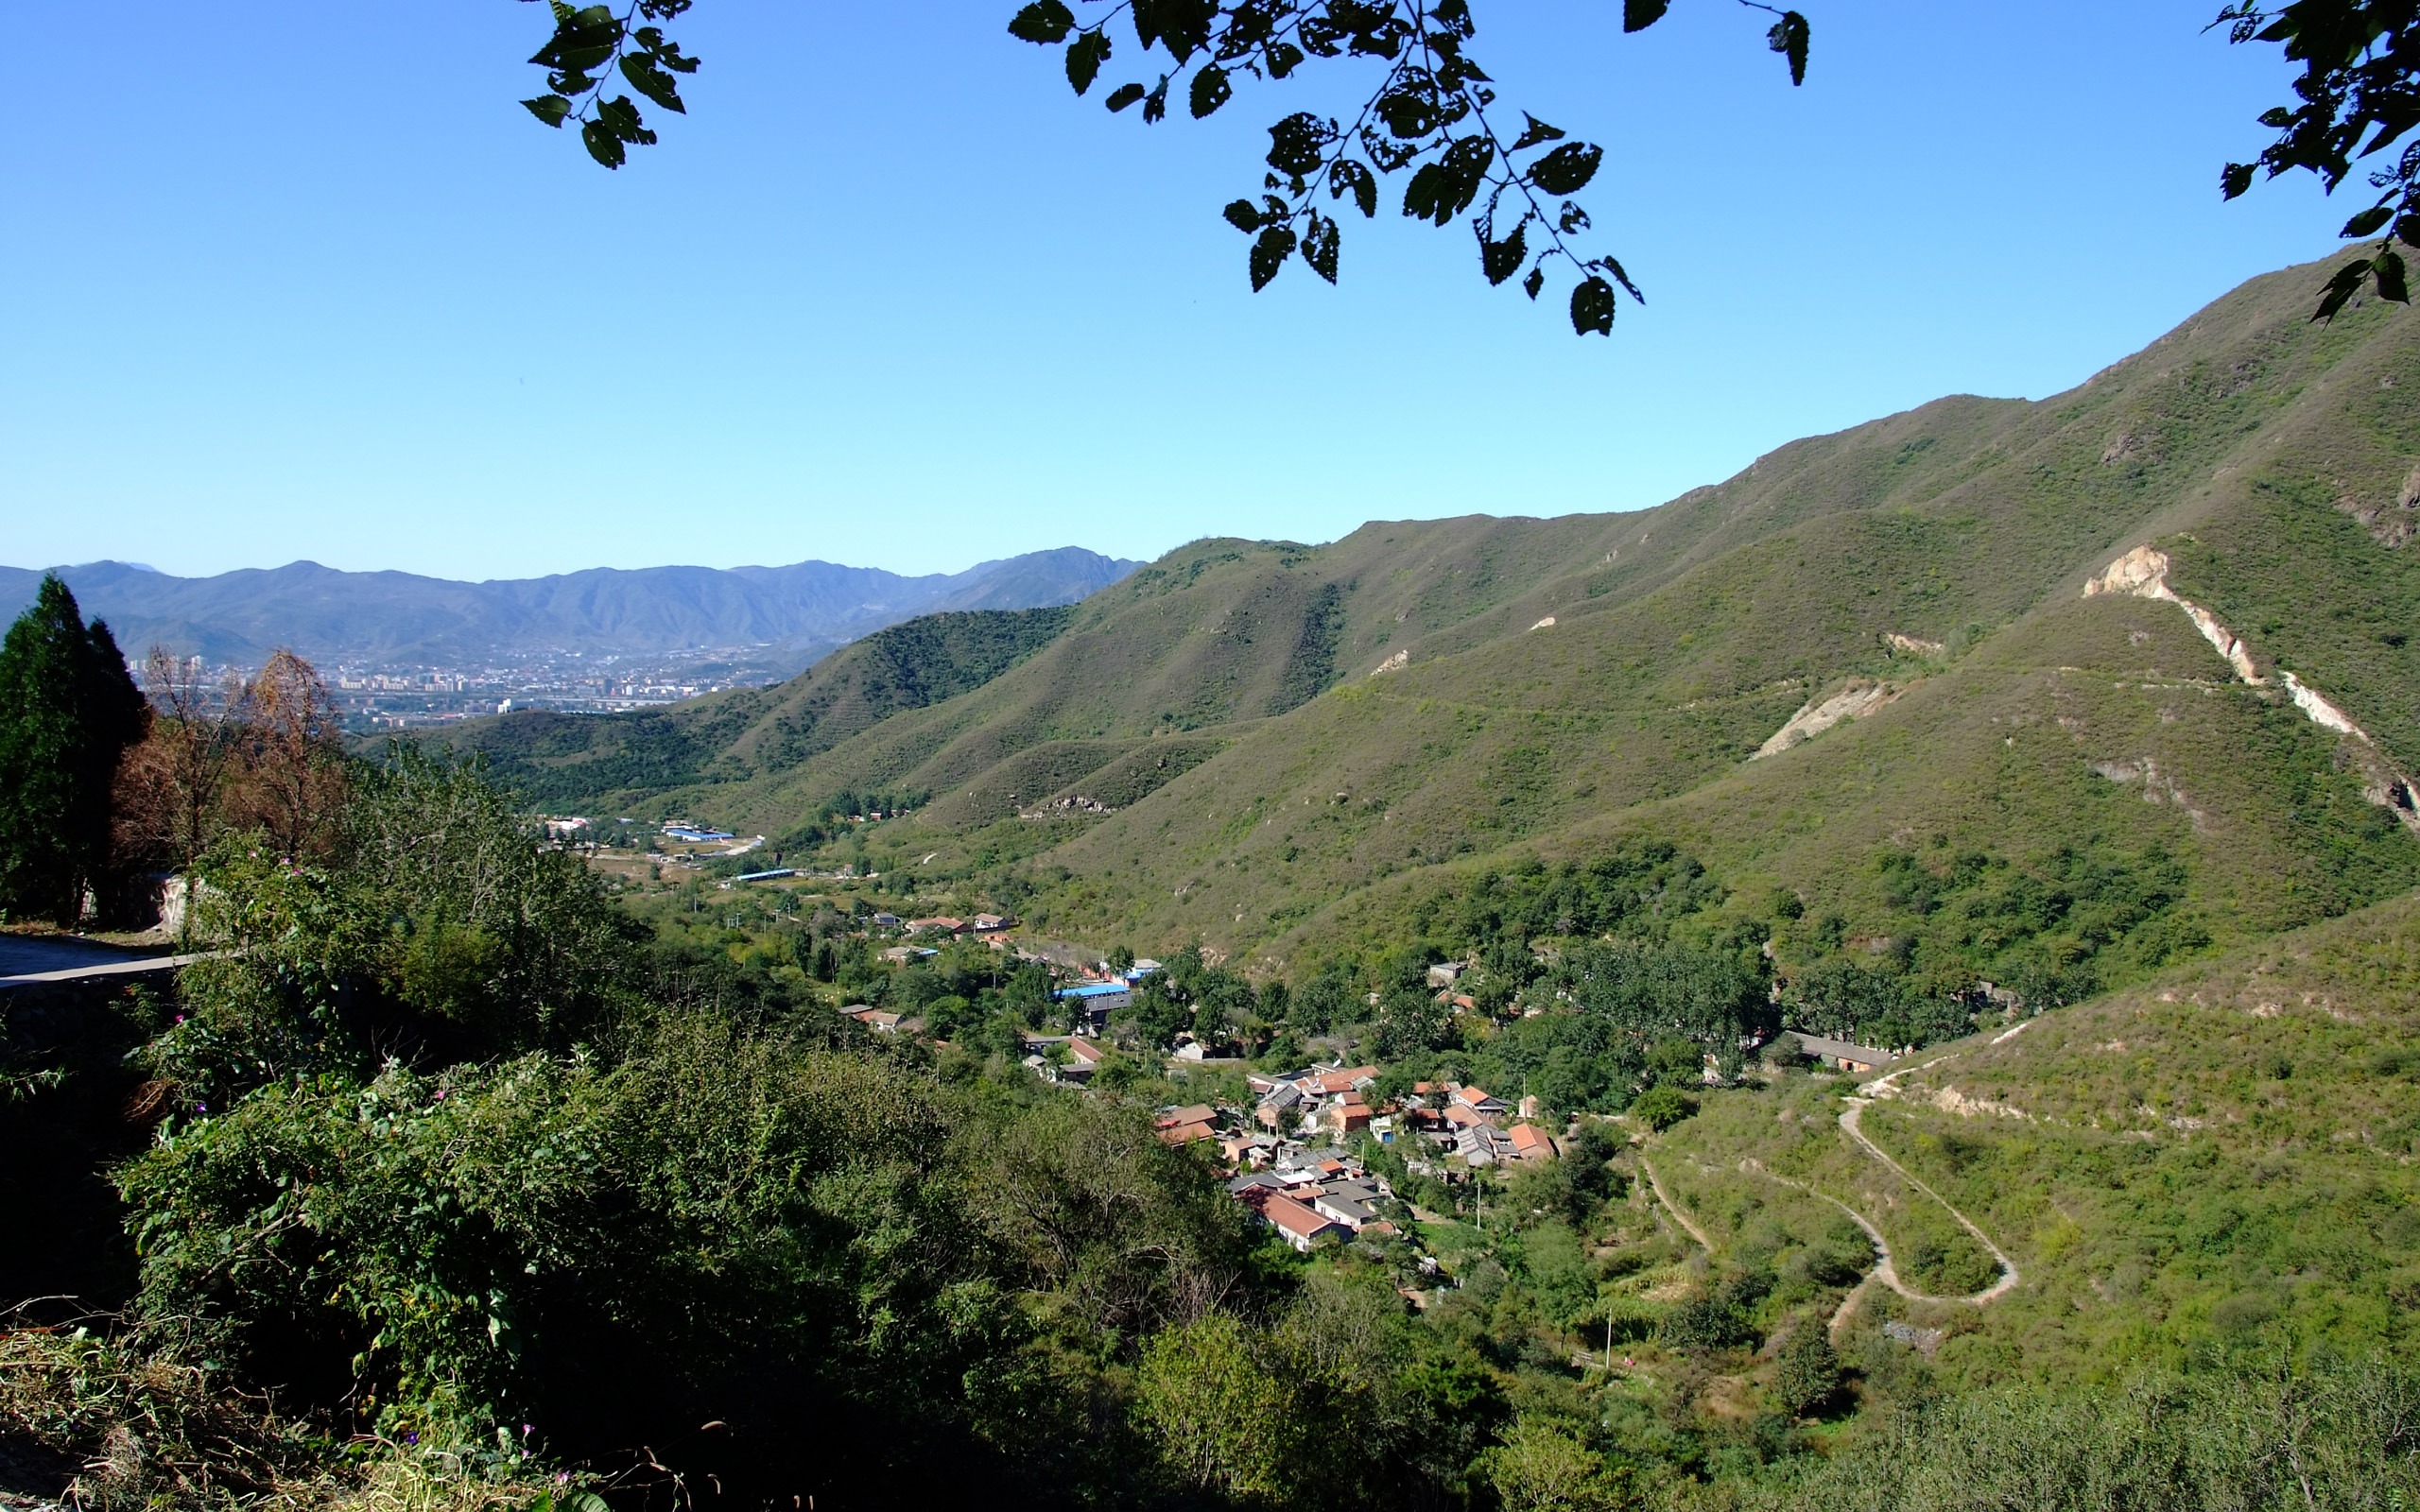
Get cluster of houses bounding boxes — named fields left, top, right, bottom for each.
left=1101, top=1061, right=1570, bottom=1254
left=1246, top=1065, right=1560, bottom=1169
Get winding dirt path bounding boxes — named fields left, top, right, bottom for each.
left=1639, top=1053, right=2021, bottom=1334
left=1838, top=1097, right=2020, bottom=1303
left=1635, top=1155, right=1713, bottom=1253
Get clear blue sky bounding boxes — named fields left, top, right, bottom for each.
left=0, top=2, right=2348, bottom=581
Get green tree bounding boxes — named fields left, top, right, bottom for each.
left=0, top=575, right=146, bottom=925
left=1772, top=1324, right=1841, bottom=1417
left=1132, top=1313, right=1305, bottom=1502
left=1482, top=1415, right=1627, bottom=1512
left=1629, top=1083, right=1697, bottom=1131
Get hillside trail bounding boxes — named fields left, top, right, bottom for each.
left=1635, top=1154, right=1714, bottom=1254
left=1835, top=1096, right=2021, bottom=1304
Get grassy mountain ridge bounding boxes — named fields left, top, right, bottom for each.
left=453, top=250, right=2417, bottom=987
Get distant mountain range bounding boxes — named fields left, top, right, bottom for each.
left=0, top=549, right=1142, bottom=669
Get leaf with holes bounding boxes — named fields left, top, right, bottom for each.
left=620, top=54, right=685, bottom=113
left=1767, top=11, right=1810, bottom=85
left=1008, top=0, right=1075, bottom=43
left=2221, top=162, right=2256, bottom=199
left=1302, top=214, right=1340, bottom=284
left=1330, top=159, right=1377, bottom=217
left=1267, top=41, right=1305, bottom=78
left=1251, top=225, right=1298, bottom=290
left=532, top=7, right=620, bottom=74
left=1528, top=142, right=1602, bottom=196
left=1479, top=220, right=1528, bottom=285
left=1190, top=64, right=1232, bottom=119
left=580, top=118, right=626, bottom=168
left=1142, top=77, right=1170, bottom=123
left=1267, top=112, right=1331, bottom=177
left=1570, top=275, right=1616, bottom=335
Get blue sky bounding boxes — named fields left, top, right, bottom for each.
left=0, top=2, right=2349, bottom=580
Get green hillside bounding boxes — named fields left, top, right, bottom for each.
left=1648, top=887, right=2420, bottom=1385
left=452, top=250, right=2417, bottom=990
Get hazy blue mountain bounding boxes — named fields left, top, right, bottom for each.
left=0, top=549, right=1140, bottom=667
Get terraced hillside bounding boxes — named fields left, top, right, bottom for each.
left=452, top=249, right=2419, bottom=981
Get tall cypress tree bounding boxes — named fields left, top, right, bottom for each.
left=0, top=575, right=147, bottom=925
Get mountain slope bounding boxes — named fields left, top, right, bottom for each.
left=459, top=250, right=2417, bottom=987
left=0, top=549, right=1140, bottom=667
left=1654, top=887, right=2420, bottom=1378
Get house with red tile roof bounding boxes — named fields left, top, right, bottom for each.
left=1258, top=1193, right=1346, bottom=1251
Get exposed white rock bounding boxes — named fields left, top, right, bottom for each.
left=1752, top=679, right=1905, bottom=760
left=1369, top=648, right=1409, bottom=675
left=1528, top=615, right=1557, bottom=631
left=2085, top=543, right=2418, bottom=833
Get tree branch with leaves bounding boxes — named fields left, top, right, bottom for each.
left=2218, top=0, right=2420, bottom=318
left=1003, top=0, right=1807, bottom=335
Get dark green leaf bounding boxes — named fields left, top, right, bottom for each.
left=1523, top=266, right=1545, bottom=301
left=1106, top=82, right=1148, bottom=112
left=1190, top=64, right=1232, bottom=119
left=1767, top=11, right=1810, bottom=86
left=1142, top=77, right=1170, bottom=123
left=1329, top=159, right=1377, bottom=218
left=1570, top=275, right=1616, bottom=335
left=2342, top=204, right=2394, bottom=237
left=522, top=94, right=575, bottom=129
left=1528, top=142, right=1603, bottom=196
left=1511, top=113, right=1564, bottom=152
left=1007, top=1, right=1076, bottom=43
left=1066, top=30, right=1111, bottom=94
left=1479, top=220, right=1528, bottom=285
left=1223, top=198, right=1263, bottom=232
left=1302, top=214, right=1340, bottom=284
left=2221, top=162, right=2256, bottom=199
left=594, top=94, right=655, bottom=145
left=1266, top=42, right=1305, bottom=78
left=1250, top=225, right=1297, bottom=291
left=2377, top=249, right=2411, bottom=303
left=579, top=118, right=627, bottom=168
left=1267, top=112, right=1331, bottom=177
left=2312, top=258, right=2369, bottom=321
left=531, top=7, right=620, bottom=73
left=1623, top=0, right=1671, bottom=32
left=2397, top=212, right=2420, bottom=249
left=619, top=55, right=685, bottom=113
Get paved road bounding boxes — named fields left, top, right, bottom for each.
left=0, top=935, right=160, bottom=977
